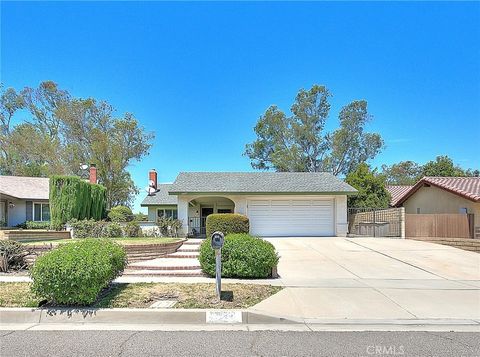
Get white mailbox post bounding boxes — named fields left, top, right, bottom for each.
left=210, top=231, right=225, bottom=300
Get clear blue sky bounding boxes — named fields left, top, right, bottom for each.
left=1, top=1, right=479, bottom=212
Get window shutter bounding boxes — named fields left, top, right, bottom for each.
left=26, top=201, right=33, bottom=221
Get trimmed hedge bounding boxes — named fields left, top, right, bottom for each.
left=199, top=233, right=279, bottom=278
left=25, top=221, right=51, bottom=230
left=49, top=176, right=106, bottom=230
left=124, top=221, right=141, bottom=237
left=30, top=239, right=126, bottom=305
left=68, top=219, right=141, bottom=238
left=205, top=213, right=249, bottom=238
left=102, top=222, right=123, bottom=238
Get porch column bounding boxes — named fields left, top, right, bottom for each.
left=177, top=196, right=189, bottom=238
left=335, top=195, right=348, bottom=237
left=231, top=197, right=247, bottom=215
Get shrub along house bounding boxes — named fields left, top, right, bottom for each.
left=141, top=169, right=357, bottom=237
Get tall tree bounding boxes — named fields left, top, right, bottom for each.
left=0, top=87, right=25, bottom=174
left=0, top=81, right=154, bottom=207
left=245, top=85, right=384, bottom=175
left=327, top=100, right=383, bottom=175
left=381, top=161, right=423, bottom=185
left=345, top=163, right=390, bottom=208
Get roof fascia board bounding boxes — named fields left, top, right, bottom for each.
left=168, top=191, right=357, bottom=196
left=396, top=179, right=479, bottom=206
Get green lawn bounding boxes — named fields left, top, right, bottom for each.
left=20, top=237, right=181, bottom=246
left=0, top=282, right=282, bottom=309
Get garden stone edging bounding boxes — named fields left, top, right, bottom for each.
left=0, top=307, right=298, bottom=325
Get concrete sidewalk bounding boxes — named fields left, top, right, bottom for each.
left=249, top=238, right=480, bottom=321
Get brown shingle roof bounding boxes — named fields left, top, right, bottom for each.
left=0, top=175, right=49, bottom=200
left=396, top=176, right=480, bottom=205
left=386, top=185, right=413, bottom=206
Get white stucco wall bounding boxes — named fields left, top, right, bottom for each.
left=175, top=194, right=349, bottom=237
left=334, top=195, right=348, bottom=237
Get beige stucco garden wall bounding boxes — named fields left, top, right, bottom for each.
left=402, top=185, right=480, bottom=235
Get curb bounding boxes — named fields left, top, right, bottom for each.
left=0, top=308, right=298, bottom=325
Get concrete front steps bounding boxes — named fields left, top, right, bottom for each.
left=123, top=239, right=206, bottom=277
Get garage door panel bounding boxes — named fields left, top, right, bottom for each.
left=248, top=198, right=335, bottom=237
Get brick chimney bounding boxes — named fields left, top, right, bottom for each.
left=149, top=169, right=157, bottom=190
left=89, top=164, right=97, bottom=184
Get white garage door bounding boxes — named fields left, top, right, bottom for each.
left=247, top=198, right=335, bottom=237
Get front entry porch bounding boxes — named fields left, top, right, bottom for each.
left=185, top=196, right=235, bottom=238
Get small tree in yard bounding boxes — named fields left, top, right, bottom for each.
left=346, top=163, right=390, bottom=208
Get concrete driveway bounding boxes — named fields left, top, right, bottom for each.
left=251, top=238, right=480, bottom=322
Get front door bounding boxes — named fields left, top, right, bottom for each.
left=200, top=207, right=214, bottom=235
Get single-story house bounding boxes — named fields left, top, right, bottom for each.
left=141, top=170, right=357, bottom=237
left=386, top=185, right=413, bottom=207
left=0, top=176, right=50, bottom=227
left=389, top=177, right=480, bottom=238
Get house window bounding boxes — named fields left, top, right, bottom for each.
left=157, top=209, right=178, bottom=219
left=459, top=208, right=468, bottom=214
left=33, top=203, right=50, bottom=222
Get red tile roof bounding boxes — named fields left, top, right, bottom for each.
left=395, top=176, right=480, bottom=205
left=386, top=185, right=413, bottom=206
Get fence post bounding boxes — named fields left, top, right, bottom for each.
left=400, top=207, right=405, bottom=239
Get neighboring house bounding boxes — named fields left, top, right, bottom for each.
left=391, top=177, right=480, bottom=238
left=386, top=185, right=413, bottom=207
left=141, top=170, right=357, bottom=237
left=0, top=176, right=50, bottom=227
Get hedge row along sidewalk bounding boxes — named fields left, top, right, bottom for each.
left=20, top=237, right=181, bottom=246
left=0, top=282, right=282, bottom=309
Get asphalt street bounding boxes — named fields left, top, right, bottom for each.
left=1, top=330, right=479, bottom=357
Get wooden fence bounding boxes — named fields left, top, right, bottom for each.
left=405, top=214, right=474, bottom=238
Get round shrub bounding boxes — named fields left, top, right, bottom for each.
left=108, top=205, right=133, bottom=222
left=205, top=213, right=249, bottom=238
left=30, top=239, right=127, bottom=305
left=199, top=233, right=279, bottom=278
left=102, top=222, right=123, bottom=238
left=124, top=221, right=141, bottom=237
